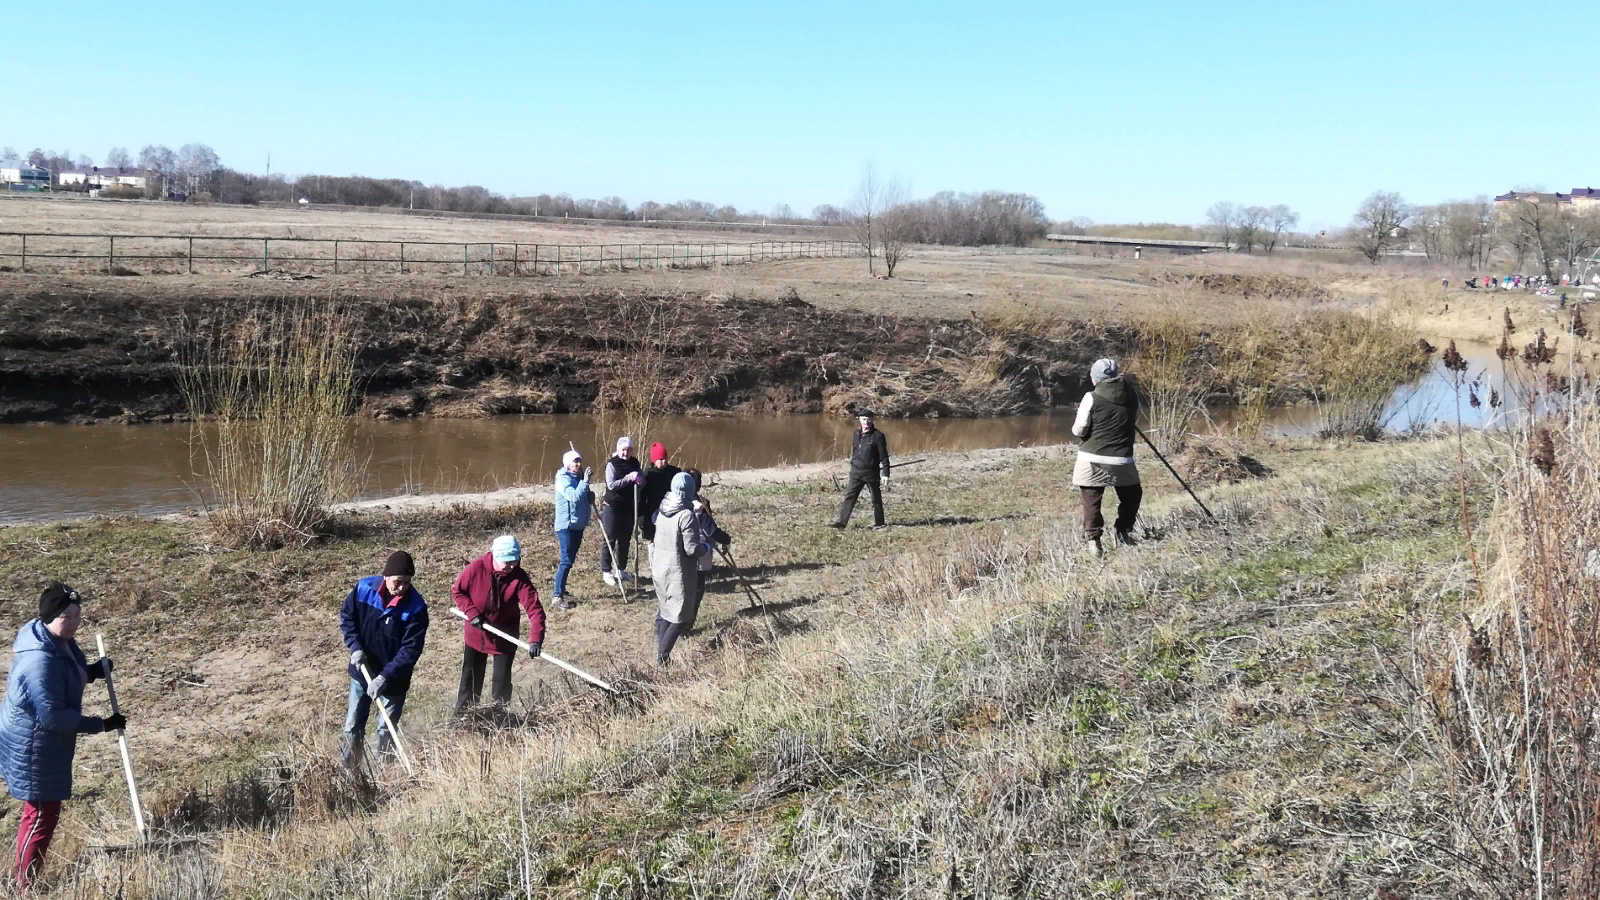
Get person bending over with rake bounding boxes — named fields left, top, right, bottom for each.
left=339, top=551, right=429, bottom=768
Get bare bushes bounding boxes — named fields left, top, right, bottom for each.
left=1425, top=360, right=1600, bottom=896
left=1133, top=305, right=1209, bottom=452
left=1300, top=312, right=1427, bottom=440
left=595, top=295, right=686, bottom=447
left=180, top=299, right=358, bottom=548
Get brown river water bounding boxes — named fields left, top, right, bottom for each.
left=0, top=343, right=1517, bottom=523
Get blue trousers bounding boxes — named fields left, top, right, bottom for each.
left=342, top=676, right=405, bottom=764
left=554, top=527, right=584, bottom=597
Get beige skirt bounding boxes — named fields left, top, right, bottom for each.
left=1073, top=455, right=1140, bottom=488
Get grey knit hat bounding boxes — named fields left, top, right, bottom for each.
left=1090, top=358, right=1119, bottom=383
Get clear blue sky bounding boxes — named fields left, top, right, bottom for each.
left=4, top=0, right=1591, bottom=230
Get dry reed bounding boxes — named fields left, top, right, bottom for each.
left=179, top=298, right=358, bottom=548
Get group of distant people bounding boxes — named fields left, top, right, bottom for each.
left=1463, top=273, right=1598, bottom=291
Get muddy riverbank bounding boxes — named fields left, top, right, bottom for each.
left=0, top=281, right=1128, bottom=424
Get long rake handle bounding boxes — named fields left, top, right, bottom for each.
left=717, top=546, right=779, bottom=642
left=357, top=663, right=415, bottom=775
left=95, top=634, right=146, bottom=843
left=449, top=607, right=617, bottom=694
left=1134, top=425, right=1217, bottom=522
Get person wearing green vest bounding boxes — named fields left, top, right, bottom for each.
left=1071, top=358, right=1141, bottom=557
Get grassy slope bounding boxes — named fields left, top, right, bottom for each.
left=18, top=436, right=1481, bottom=898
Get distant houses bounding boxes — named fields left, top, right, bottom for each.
left=0, top=161, right=51, bottom=190
left=1494, top=188, right=1600, bottom=211
left=57, top=166, right=150, bottom=191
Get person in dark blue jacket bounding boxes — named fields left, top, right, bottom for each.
left=339, top=551, right=429, bottom=767
left=0, top=583, right=124, bottom=890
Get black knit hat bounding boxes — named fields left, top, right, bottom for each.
left=382, top=551, right=415, bottom=578
left=39, top=583, right=81, bottom=623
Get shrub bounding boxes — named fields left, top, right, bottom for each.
left=179, top=299, right=358, bottom=548
left=1299, top=311, right=1426, bottom=440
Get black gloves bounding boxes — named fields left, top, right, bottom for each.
left=527, top=642, right=542, bottom=659
left=88, top=657, right=113, bottom=682
left=102, top=713, right=126, bottom=733
left=469, top=614, right=485, bottom=628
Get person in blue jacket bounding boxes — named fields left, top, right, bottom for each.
left=0, top=583, right=124, bottom=890
left=551, top=448, right=595, bottom=610
left=339, top=551, right=429, bottom=767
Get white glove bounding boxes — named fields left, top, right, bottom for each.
left=350, top=650, right=366, bottom=667
left=366, top=674, right=387, bottom=698
left=883, top=477, right=892, bottom=492
left=583, top=466, right=594, bottom=481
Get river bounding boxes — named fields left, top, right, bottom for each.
left=0, top=341, right=1522, bottom=523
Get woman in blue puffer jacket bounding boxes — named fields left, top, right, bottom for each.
left=0, top=583, right=124, bottom=890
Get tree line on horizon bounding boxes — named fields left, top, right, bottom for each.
left=2, top=144, right=1054, bottom=251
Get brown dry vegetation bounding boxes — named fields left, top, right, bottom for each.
left=0, top=433, right=1493, bottom=898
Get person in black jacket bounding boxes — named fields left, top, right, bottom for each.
left=339, top=551, right=429, bottom=766
left=600, top=436, right=644, bottom=586
left=830, top=409, right=891, bottom=528
left=638, top=442, right=683, bottom=543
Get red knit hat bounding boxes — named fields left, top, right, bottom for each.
left=649, top=442, right=668, bottom=462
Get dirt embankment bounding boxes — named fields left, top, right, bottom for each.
left=0, top=281, right=1127, bottom=424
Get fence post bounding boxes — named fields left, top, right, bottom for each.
left=263, top=239, right=269, bottom=273
left=512, top=243, right=519, bottom=277
left=400, top=242, right=405, bottom=275
left=464, top=244, right=469, bottom=276
left=533, top=244, right=539, bottom=275
left=489, top=243, right=495, bottom=277
left=187, top=236, right=193, bottom=274
left=108, top=235, right=114, bottom=274
left=333, top=240, right=339, bottom=274
left=19, top=234, right=25, bottom=273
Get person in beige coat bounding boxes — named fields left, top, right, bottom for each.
left=651, top=471, right=704, bottom=666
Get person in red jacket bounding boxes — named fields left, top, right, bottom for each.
left=451, top=534, right=545, bottom=717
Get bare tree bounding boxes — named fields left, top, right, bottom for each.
left=25, top=148, right=46, bottom=167
left=138, top=145, right=176, bottom=196
left=1206, top=201, right=1239, bottom=250
left=177, top=143, right=221, bottom=195
left=878, top=178, right=913, bottom=277
left=811, top=203, right=844, bottom=225
left=1, top=147, right=17, bottom=164
left=1505, top=198, right=1564, bottom=280
left=770, top=202, right=795, bottom=221
left=1236, top=205, right=1268, bottom=253
left=1351, top=191, right=1413, bottom=263
left=105, top=147, right=132, bottom=169
left=74, top=154, right=93, bottom=169
left=1265, top=204, right=1299, bottom=252
left=850, top=163, right=882, bottom=275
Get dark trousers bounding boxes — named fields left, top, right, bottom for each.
left=835, top=473, right=884, bottom=526
left=656, top=615, right=685, bottom=664
left=600, top=505, right=632, bottom=574
left=454, top=645, right=514, bottom=715
left=1080, top=485, right=1142, bottom=540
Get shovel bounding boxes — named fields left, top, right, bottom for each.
left=356, top=663, right=415, bottom=775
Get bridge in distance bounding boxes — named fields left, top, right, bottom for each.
left=1044, top=233, right=1228, bottom=257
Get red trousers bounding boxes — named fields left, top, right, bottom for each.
left=13, top=799, right=61, bottom=890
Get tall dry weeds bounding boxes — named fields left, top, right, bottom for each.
left=1218, top=310, right=1289, bottom=436
left=179, top=298, right=358, bottom=549
left=595, top=294, right=683, bottom=449
left=1132, top=303, right=1211, bottom=453
left=1424, top=351, right=1600, bottom=897
left=1299, top=311, right=1426, bottom=440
